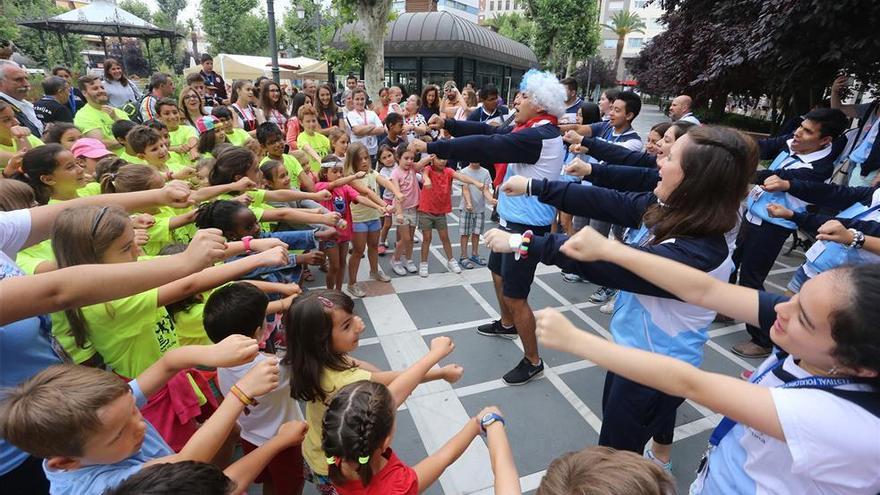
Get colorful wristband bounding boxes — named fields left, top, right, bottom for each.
left=515, top=230, right=533, bottom=261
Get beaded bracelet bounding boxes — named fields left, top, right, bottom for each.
left=515, top=230, right=533, bottom=261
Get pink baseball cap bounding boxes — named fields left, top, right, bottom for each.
left=71, top=138, right=113, bottom=159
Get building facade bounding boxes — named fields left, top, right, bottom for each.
left=393, top=0, right=481, bottom=23
left=477, top=0, right=525, bottom=24
left=598, top=0, right=664, bottom=81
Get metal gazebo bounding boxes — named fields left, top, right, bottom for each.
left=16, top=0, right=181, bottom=71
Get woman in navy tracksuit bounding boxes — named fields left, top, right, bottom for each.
left=762, top=178, right=880, bottom=292
left=486, top=125, right=758, bottom=456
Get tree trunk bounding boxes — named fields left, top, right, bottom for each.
left=358, top=0, right=392, bottom=104
left=565, top=51, right=575, bottom=78
left=708, top=90, right=728, bottom=120
left=614, top=37, right=625, bottom=81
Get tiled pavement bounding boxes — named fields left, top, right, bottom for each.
left=295, top=201, right=804, bottom=495
left=290, top=107, right=799, bottom=494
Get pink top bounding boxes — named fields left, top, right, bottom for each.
left=391, top=166, right=420, bottom=210
left=315, top=182, right=359, bottom=242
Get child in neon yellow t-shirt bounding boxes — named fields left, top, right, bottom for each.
left=157, top=99, right=200, bottom=166
left=296, top=107, right=331, bottom=173
left=256, top=122, right=315, bottom=191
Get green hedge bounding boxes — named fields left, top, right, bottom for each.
left=695, top=110, right=775, bottom=134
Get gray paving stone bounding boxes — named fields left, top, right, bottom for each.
left=400, top=286, right=491, bottom=329
left=535, top=272, right=599, bottom=305
left=460, top=379, right=600, bottom=476
left=426, top=326, right=526, bottom=389
left=471, top=280, right=560, bottom=315
left=351, top=338, right=390, bottom=371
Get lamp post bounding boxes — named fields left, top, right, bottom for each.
left=296, top=5, right=322, bottom=57
left=267, top=0, right=281, bottom=84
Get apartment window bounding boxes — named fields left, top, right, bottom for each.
left=489, top=0, right=494, bottom=9
left=627, top=37, right=644, bottom=49
left=603, top=39, right=617, bottom=49
left=608, top=1, right=624, bottom=10
left=505, top=0, right=510, bottom=9
left=633, top=0, right=648, bottom=8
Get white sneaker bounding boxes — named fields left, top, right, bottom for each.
left=447, top=258, right=462, bottom=274
left=391, top=259, right=407, bottom=276
left=405, top=259, right=419, bottom=273
left=371, top=269, right=391, bottom=282
left=599, top=296, right=616, bottom=314
left=419, top=262, right=429, bottom=277
left=414, top=230, right=423, bottom=244
left=346, top=284, right=366, bottom=298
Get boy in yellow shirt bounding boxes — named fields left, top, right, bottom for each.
left=111, top=120, right=148, bottom=165
left=156, top=98, right=199, bottom=167
left=295, top=106, right=330, bottom=173
left=257, top=122, right=315, bottom=191
left=127, top=126, right=195, bottom=181
left=211, top=106, right=251, bottom=146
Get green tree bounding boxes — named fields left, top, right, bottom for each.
left=523, top=0, right=600, bottom=75
left=200, top=0, right=270, bottom=56
left=157, top=0, right=186, bottom=24
left=484, top=12, right=535, bottom=47
left=329, top=0, right=393, bottom=102
left=2, top=0, right=85, bottom=71
left=282, top=0, right=325, bottom=58
left=601, top=9, right=645, bottom=77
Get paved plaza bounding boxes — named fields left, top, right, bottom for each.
left=294, top=108, right=803, bottom=495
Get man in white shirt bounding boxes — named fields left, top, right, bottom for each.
left=669, top=94, right=700, bottom=125
left=0, top=61, right=43, bottom=136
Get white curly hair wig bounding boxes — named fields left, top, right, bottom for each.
left=518, top=69, right=567, bottom=118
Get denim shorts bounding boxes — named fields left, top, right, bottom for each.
left=352, top=218, right=381, bottom=233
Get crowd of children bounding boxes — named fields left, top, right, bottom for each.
left=1, top=55, right=878, bottom=495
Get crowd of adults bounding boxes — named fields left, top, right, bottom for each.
left=0, top=45, right=878, bottom=495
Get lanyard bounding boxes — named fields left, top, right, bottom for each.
left=852, top=203, right=880, bottom=221
left=708, top=359, right=857, bottom=446
left=323, top=111, right=334, bottom=127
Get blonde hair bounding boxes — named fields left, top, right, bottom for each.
left=537, top=447, right=676, bottom=495
left=0, top=364, right=129, bottom=458
left=100, top=164, right=160, bottom=194
left=343, top=142, right=370, bottom=176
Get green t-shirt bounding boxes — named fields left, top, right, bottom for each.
left=78, top=182, right=102, bottom=197
left=169, top=125, right=198, bottom=166
left=261, top=154, right=304, bottom=189
left=143, top=211, right=173, bottom=256
left=219, top=189, right=272, bottom=221
left=296, top=131, right=330, bottom=173
left=74, top=104, right=130, bottom=141
left=226, top=128, right=251, bottom=146
left=50, top=311, right=97, bottom=365
left=15, top=239, right=53, bottom=275
left=119, top=150, right=147, bottom=165
left=0, top=134, right=43, bottom=154
left=84, top=288, right=179, bottom=378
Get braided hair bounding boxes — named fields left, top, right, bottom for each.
left=194, top=199, right=251, bottom=239
left=322, top=381, right=395, bottom=487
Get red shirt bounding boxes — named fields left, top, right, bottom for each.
left=418, top=167, right=455, bottom=215
left=335, top=449, right=418, bottom=495
left=315, top=182, right=359, bottom=242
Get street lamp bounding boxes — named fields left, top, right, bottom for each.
left=296, top=6, right=322, bottom=57
left=267, top=0, right=281, bottom=84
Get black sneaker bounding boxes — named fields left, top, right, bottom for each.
left=477, top=320, right=519, bottom=339
left=503, top=358, right=544, bottom=385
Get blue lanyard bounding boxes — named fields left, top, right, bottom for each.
left=708, top=359, right=856, bottom=446
left=851, top=203, right=880, bottom=221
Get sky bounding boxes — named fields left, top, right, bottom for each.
left=139, top=0, right=295, bottom=27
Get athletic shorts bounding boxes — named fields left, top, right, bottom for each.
left=394, top=207, right=418, bottom=226
left=487, top=220, right=551, bottom=299
left=418, top=212, right=447, bottom=231
left=459, top=210, right=485, bottom=236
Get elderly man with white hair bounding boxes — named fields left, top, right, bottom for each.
left=409, top=70, right=567, bottom=385
left=0, top=61, right=42, bottom=136
left=669, top=94, right=700, bottom=124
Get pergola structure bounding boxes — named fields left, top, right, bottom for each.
left=17, top=0, right=181, bottom=72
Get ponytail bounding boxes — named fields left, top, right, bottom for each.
left=18, top=144, right=66, bottom=205
left=99, top=164, right=158, bottom=194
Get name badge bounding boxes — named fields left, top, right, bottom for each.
left=805, top=240, right=827, bottom=262
left=748, top=185, right=764, bottom=202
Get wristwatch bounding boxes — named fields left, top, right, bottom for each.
left=480, top=412, right=505, bottom=433
left=848, top=228, right=865, bottom=249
